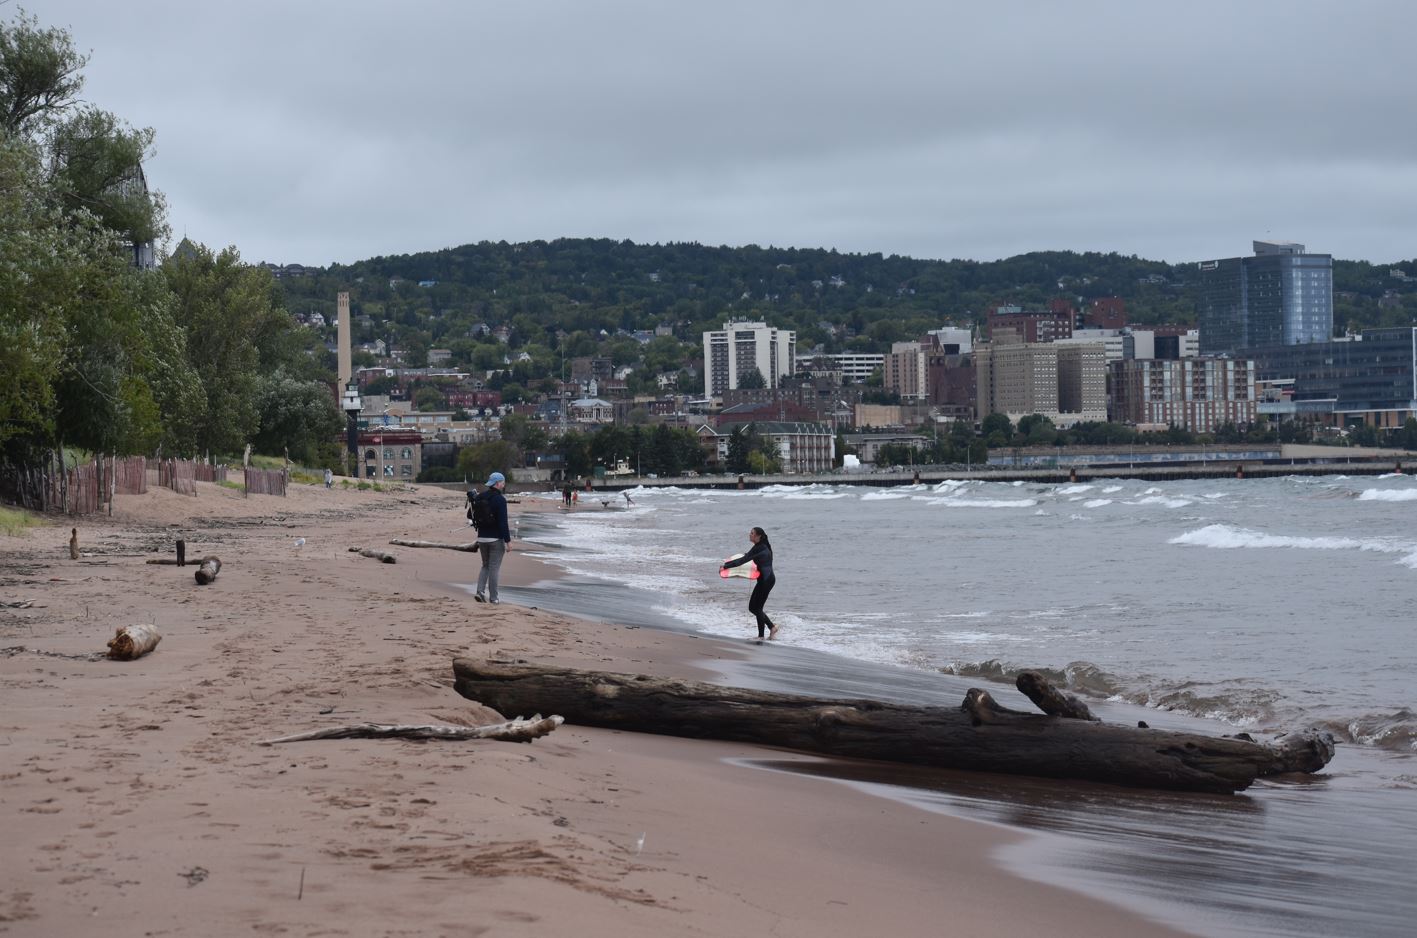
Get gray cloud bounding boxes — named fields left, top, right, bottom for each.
left=34, top=0, right=1417, bottom=265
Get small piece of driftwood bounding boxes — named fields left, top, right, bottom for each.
left=388, top=538, right=480, bottom=552
left=1016, top=671, right=1099, bottom=721
left=69, top=528, right=79, bottom=560
left=146, top=558, right=182, bottom=565
left=195, top=556, right=221, bottom=584
left=107, top=623, right=162, bottom=660
left=349, top=547, right=396, bottom=563
left=258, top=715, right=563, bottom=746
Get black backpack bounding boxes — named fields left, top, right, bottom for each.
left=470, top=490, right=498, bottom=533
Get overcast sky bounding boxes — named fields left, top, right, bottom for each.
left=26, top=0, right=1417, bottom=267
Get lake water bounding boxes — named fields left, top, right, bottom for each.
left=505, top=473, right=1417, bottom=938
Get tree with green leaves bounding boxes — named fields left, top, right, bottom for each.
left=738, top=367, right=767, bottom=389
left=457, top=440, right=520, bottom=483
left=2, top=11, right=192, bottom=463
left=251, top=369, right=343, bottom=466
left=413, top=386, right=444, bottom=412
left=725, top=425, right=751, bottom=473
left=162, top=244, right=294, bottom=456
left=0, top=10, right=87, bottom=138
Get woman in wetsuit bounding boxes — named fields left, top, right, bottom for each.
left=721, top=527, right=778, bottom=641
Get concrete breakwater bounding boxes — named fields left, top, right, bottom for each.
left=587, top=450, right=1412, bottom=491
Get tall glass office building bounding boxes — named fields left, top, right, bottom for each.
left=1198, top=240, right=1333, bottom=355
left=1254, top=327, right=1417, bottom=428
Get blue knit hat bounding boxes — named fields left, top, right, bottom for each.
left=487, top=472, right=505, bottom=486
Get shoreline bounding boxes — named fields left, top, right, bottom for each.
left=0, top=483, right=1196, bottom=936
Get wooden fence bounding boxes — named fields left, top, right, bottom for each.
left=243, top=467, right=288, bottom=497
left=0, top=455, right=148, bottom=515
left=155, top=458, right=229, bottom=496
left=111, top=456, right=148, bottom=496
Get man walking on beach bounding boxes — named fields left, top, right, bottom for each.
left=472, top=472, right=511, bottom=604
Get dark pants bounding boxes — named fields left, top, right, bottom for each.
left=748, top=574, right=776, bottom=638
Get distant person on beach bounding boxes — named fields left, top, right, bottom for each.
left=562, top=483, right=573, bottom=506
left=721, top=526, right=777, bottom=641
left=623, top=491, right=634, bottom=506
left=472, top=472, right=511, bottom=604
left=323, top=468, right=333, bottom=488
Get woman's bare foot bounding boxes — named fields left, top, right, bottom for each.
left=768, top=625, right=780, bottom=640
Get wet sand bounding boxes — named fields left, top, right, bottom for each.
left=0, top=482, right=1193, bottom=936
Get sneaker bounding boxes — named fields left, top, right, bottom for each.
left=489, top=598, right=501, bottom=605
left=474, top=593, right=486, bottom=603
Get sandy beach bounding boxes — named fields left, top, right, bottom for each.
left=0, top=481, right=1193, bottom=937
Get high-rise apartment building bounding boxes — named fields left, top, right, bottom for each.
left=1198, top=240, right=1333, bottom=356
left=975, top=339, right=1106, bottom=425
left=884, top=341, right=928, bottom=401
left=702, top=321, right=796, bottom=398
left=1110, top=358, right=1257, bottom=432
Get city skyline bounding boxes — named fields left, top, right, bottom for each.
left=29, top=0, right=1417, bottom=268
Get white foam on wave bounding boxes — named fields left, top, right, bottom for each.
left=1357, top=488, right=1417, bottom=502
left=759, top=483, right=814, bottom=496
left=948, top=630, right=1028, bottom=645
left=1084, top=498, right=1113, bottom=508
left=925, top=497, right=1039, bottom=509
left=1056, top=484, right=1094, bottom=495
left=1127, top=495, right=1193, bottom=508
left=860, top=490, right=912, bottom=501
left=1103, top=485, right=1123, bottom=494
left=1170, top=524, right=1416, bottom=564
left=932, top=479, right=970, bottom=493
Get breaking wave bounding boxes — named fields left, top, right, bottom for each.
left=1357, top=488, right=1417, bottom=502
left=1170, top=524, right=1414, bottom=565
left=941, top=659, right=1417, bottom=751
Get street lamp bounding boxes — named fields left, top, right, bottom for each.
left=341, top=382, right=363, bottom=479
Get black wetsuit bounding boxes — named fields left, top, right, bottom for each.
left=724, top=540, right=775, bottom=638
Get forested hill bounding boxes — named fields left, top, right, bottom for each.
left=275, top=239, right=1417, bottom=355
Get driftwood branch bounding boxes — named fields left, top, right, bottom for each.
left=960, top=688, right=1037, bottom=725
left=1016, top=671, right=1099, bottom=721
left=195, top=556, right=221, bottom=584
left=107, top=624, right=161, bottom=660
left=258, top=715, right=563, bottom=746
left=348, top=547, right=396, bottom=563
left=452, top=658, right=1335, bottom=794
left=388, top=538, right=480, bottom=553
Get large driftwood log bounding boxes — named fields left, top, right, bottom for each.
left=388, top=538, right=481, bottom=552
left=258, top=715, right=562, bottom=746
left=452, top=658, right=1335, bottom=794
left=107, top=624, right=162, bottom=660
left=349, top=546, right=396, bottom=563
left=194, top=556, right=221, bottom=584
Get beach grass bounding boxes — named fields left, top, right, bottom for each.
left=0, top=505, right=44, bottom=536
